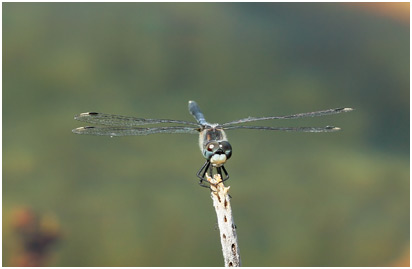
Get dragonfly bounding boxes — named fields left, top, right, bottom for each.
left=73, top=101, right=353, bottom=187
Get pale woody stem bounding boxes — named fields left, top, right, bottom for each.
left=207, top=174, right=241, bottom=267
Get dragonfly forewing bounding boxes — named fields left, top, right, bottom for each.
left=222, top=125, right=341, bottom=132
left=221, top=107, right=353, bottom=126
left=72, top=126, right=200, bottom=136
left=75, top=112, right=199, bottom=127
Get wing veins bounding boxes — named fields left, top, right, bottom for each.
left=221, top=107, right=353, bottom=126
left=223, top=125, right=340, bottom=132
left=74, top=112, right=199, bottom=127
left=72, top=126, right=200, bottom=136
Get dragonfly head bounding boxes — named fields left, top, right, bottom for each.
left=203, top=141, right=232, bottom=167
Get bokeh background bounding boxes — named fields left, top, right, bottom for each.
left=3, top=2, right=409, bottom=266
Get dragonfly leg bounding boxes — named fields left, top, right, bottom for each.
left=216, top=166, right=229, bottom=183
left=197, top=161, right=211, bottom=188
left=199, top=182, right=210, bottom=188
left=221, top=165, right=229, bottom=182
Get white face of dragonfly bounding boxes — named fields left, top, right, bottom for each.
left=203, top=141, right=232, bottom=167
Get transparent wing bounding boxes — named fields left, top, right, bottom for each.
left=223, top=125, right=341, bottom=132
left=72, top=126, right=200, bottom=136
left=74, top=112, right=199, bottom=127
left=221, top=108, right=353, bottom=126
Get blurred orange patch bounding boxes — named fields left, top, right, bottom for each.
left=389, top=246, right=410, bottom=267
left=345, top=2, right=409, bottom=24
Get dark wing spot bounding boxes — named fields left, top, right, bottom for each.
left=84, top=126, right=95, bottom=129
left=88, top=112, right=99, bottom=115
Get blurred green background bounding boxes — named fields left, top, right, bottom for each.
left=3, top=2, right=409, bottom=266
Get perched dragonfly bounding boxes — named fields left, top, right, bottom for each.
left=73, top=101, right=353, bottom=187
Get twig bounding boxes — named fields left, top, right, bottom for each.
left=207, top=174, right=241, bottom=267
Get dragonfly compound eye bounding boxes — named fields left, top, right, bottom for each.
left=203, top=141, right=220, bottom=160
left=219, top=141, right=232, bottom=159
left=207, top=143, right=216, bottom=152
